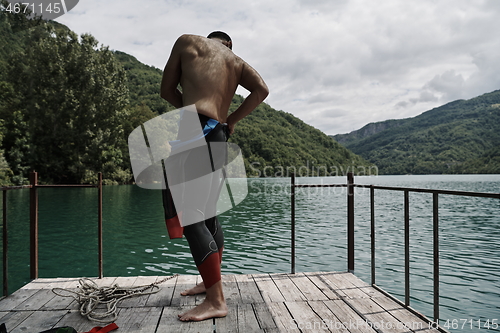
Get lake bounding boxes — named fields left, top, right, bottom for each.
left=2, top=174, right=499, bottom=332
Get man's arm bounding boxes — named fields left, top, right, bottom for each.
left=226, top=62, right=269, bottom=134
left=160, top=36, right=186, bottom=108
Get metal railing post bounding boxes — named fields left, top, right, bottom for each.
left=30, top=171, right=39, bottom=280
left=347, top=172, right=354, bottom=272
left=404, top=190, right=410, bottom=306
left=98, top=172, right=103, bottom=278
left=2, top=189, right=8, bottom=296
left=433, top=192, right=440, bottom=323
left=370, top=186, right=375, bottom=285
left=290, top=173, right=296, bottom=274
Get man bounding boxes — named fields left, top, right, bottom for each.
left=160, top=31, right=269, bottom=322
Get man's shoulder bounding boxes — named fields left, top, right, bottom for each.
left=176, top=34, right=206, bottom=45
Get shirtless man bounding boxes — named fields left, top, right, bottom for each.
left=160, top=31, right=269, bottom=322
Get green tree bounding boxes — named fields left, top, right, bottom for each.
left=2, top=24, right=130, bottom=184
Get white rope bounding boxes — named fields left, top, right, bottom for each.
left=52, top=274, right=179, bottom=323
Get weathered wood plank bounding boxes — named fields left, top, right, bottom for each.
left=253, top=274, right=285, bottom=303
left=347, top=297, right=385, bottom=315
left=265, top=301, right=294, bottom=332
left=364, top=310, right=412, bottom=333
left=252, top=303, right=278, bottom=330
left=13, top=289, right=56, bottom=311
left=157, top=305, right=215, bottom=332
left=290, top=273, right=329, bottom=301
left=237, top=303, right=263, bottom=332
left=214, top=303, right=237, bottom=333
left=171, top=275, right=198, bottom=307
left=234, top=274, right=264, bottom=304
left=303, top=272, right=340, bottom=300
left=9, top=310, right=68, bottom=333
left=307, top=300, right=350, bottom=333
left=0, top=289, right=39, bottom=311
left=270, top=274, right=306, bottom=302
left=222, top=274, right=243, bottom=305
left=0, top=311, right=35, bottom=332
left=145, top=275, right=178, bottom=307
left=118, top=275, right=159, bottom=308
left=114, top=307, right=162, bottom=332
left=54, top=310, right=98, bottom=332
left=323, top=299, right=377, bottom=333
left=285, top=301, right=327, bottom=333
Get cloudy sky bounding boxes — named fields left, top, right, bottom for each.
left=55, top=0, right=500, bottom=135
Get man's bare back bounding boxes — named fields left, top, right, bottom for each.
left=161, top=33, right=268, bottom=134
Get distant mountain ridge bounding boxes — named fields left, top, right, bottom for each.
left=332, top=91, right=500, bottom=174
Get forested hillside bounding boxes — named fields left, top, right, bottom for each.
left=0, top=6, right=371, bottom=185
left=333, top=91, right=500, bottom=174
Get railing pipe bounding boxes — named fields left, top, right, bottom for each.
left=404, top=190, right=410, bottom=306
left=290, top=173, right=296, bottom=274
left=30, top=171, right=39, bottom=280
left=98, top=172, right=103, bottom=278
left=433, top=192, right=440, bottom=323
left=2, top=189, right=8, bottom=296
left=370, top=186, right=375, bottom=285
left=347, top=172, right=354, bottom=272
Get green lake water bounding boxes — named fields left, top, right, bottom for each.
left=1, top=174, right=499, bottom=332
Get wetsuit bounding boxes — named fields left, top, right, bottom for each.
left=162, top=112, right=229, bottom=289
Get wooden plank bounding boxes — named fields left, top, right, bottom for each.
left=0, top=289, right=39, bottom=311
left=157, top=305, right=215, bottom=332
left=145, top=275, right=178, bottom=307
left=346, top=273, right=370, bottom=288
left=371, top=295, right=405, bottom=312
left=13, top=289, right=55, bottom=311
left=323, top=272, right=358, bottom=290
left=323, top=299, right=377, bottom=333
left=270, top=274, right=306, bottom=302
left=114, top=307, right=163, bottom=332
left=252, top=274, right=285, bottom=303
left=388, top=308, right=435, bottom=332
left=285, top=301, right=328, bottom=333
left=171, top=275, right=198, bottom=307
left=364, top=310, right=412, bottom=333
left=9, top=310, right=68, bottom=333
left=317, top=274, right=348, bottom=298
left=237, top=303, right=263, bottom=332
left=54, top=310, right=98, bottom=332
left=347, top=298, right=385, bottom=315
left=303, top=272, right=340, bottom=300
left=118, top=275, right=159, bottom=308
left=342, top=287, right=372, bottom=299
left=0, top=311, right=34, bottom=332
left=234, top=273, right=264, bottom=304
left=222, top=274, right=242, bottom=305
left=307, top=300, right=350, bottom=333
left=252, top=303, right=278, bottom=330
left=42, top=288, right=77, bottom=311
left=288, top=273, right=329, bottom=301
left=266, top=301, right=294, bottom=332
left=213, top=303, right=237, bottom=333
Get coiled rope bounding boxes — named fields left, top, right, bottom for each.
left=52, top=274, right=179, bottom=323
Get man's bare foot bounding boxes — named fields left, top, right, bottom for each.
left=178, top=298, right=228, bottom=321
left=181, top=282, right=206, bottom=296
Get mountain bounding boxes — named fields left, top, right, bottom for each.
left=332, top=91, right=500, bottom=174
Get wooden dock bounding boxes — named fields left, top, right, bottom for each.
left=0, top=272, right=440, bottom=333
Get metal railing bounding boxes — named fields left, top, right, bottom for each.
left=1, top=171, right=103, bottom=296
left=290, top=172, right=500, bottom=329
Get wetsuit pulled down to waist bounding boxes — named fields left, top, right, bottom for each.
left=162, top=112, right=229, bottom=238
